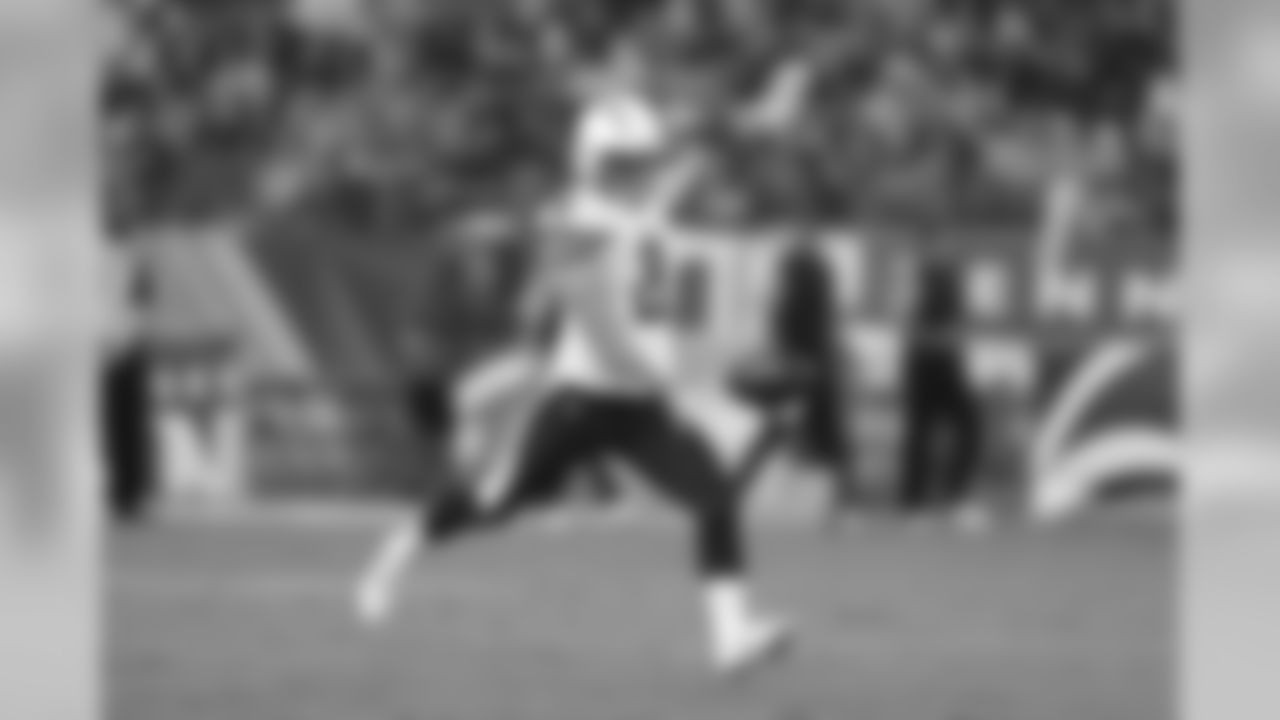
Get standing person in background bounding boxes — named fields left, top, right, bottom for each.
left=898, top=258, right=984, bottom=519
left=771, top=230, right=858, bottom=523
left=104, top=252, right=156, bottom=526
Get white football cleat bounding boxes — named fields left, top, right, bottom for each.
left=712, top=614, right=794, bottom=677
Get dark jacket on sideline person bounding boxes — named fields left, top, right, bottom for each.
left=769, top=237, right=858, bottom=506
left=899, top=259, right=983, bottom=511
left=774, top=241, right=837, bottom=365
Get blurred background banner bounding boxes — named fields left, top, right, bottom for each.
left=0, top=2, right=100, bottom=720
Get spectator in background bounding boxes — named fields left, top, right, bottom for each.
left=898, top=257, right=983, bottom=517
left=105, top=253, right=156, bottom=525
left=771, top=230, right=858, bottom=521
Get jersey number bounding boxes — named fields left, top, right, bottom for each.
left=633, top=242, right=709, bottom=332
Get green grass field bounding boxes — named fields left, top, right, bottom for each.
left=108, top=506, right=1175, bottom=720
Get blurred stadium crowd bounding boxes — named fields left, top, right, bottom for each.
left=105, top=0, right=1175, bottom=237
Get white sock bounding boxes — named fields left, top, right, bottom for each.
left=703, top=578, right=753, bottom=650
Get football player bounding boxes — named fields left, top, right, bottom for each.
left=354, top=88, right=790, bottom=675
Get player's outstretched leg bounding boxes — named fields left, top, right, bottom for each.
left=695, top=500, right=792, bottom=676
left=354, top=479, right=485, bottom=626
left=356, top=459, right=552, bottom=625
left=356, top=478, right=529, bottom=625
left=622, top=407, right=793, bottom=675
left=356, top=392, right=589, bottom=626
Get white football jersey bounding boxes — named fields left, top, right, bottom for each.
left=541, top=188, right=768, bottom=470
left=545, top=189, right=689, bottom=393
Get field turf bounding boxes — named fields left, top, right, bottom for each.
left=109, top=505, right=1174, bottom=720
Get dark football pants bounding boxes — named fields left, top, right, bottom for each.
left=437, top=388, right=746, bottom=578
